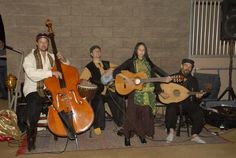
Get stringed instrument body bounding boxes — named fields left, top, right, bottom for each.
left=44, top=19, right=94, bottom=137
left=115, top=70, right=183, bottom=95
left=158, top=82, right=208, bottom=104
left=45, top=64, right=94, bottom=136
left=115, top=70, right=147, bottom=95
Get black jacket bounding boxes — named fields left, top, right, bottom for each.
left=173, top=71, right=200, bottom=104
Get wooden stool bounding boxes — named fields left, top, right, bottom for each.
left=176, top=104, right=191, bottom=137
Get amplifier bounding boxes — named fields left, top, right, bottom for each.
left=201, top=100, right=236, bottom=129
left=204, top=100, right=236, bottom=108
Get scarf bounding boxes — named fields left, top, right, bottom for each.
left=133, top=58, right=156, bottom=114
left=33, top=49, right=54, bottom=97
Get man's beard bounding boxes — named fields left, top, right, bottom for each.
left=182, top=69, right=191, bottom=76
left=39, top=46, right=48, bottom=52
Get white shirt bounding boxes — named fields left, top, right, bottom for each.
left=23, top=49, right=69, bottom=97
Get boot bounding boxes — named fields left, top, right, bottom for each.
left=124, top=131, right=131, bottom=146
left=124, top=137, right=130, bottom=146
left=138, top=136, right=147, bottom=144
left=27, top=127, right=36, bottom=152
left=117, top=128, right=124, bottom=136
left=27, top=137, right=35, bottom=152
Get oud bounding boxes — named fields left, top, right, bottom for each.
left=158, top=83, right=209, bottom=104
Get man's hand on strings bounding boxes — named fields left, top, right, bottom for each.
left=196, top=90, right=206, bottom=98
left=103, top=68, right=113, bottom=76
left=52, top=71, right=62, bottom=79
left=164, top=76, right=172, bottom=83
left=159, top=92, right=169, bottom=99
left=57, top=52, right=66, bottom=63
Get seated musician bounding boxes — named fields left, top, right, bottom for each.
left=160, top=58, right=206, bottom=144
left=23, top=33, right=69, bottom=152
left=80, top=45, right=125, bottom=136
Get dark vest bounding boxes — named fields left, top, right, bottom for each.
left=86, top=61, right=110, bottom=95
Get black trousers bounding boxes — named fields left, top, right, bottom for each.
left=165, top=102, right=205, bottom=135
left=26, top=92, right=46, bottom=135
left=91, top=90, right=125, bottom=129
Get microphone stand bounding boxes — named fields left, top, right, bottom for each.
left=5, top=47, right=24, bottom=111
left=218, top=40, right=236, bottom=101
left=5, top=46, right=23, bottom=55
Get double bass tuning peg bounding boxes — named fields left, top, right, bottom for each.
left=45, top=19, right=53, bottom=34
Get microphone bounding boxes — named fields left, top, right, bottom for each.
left=5, top=45, right=13, bottom=50
left=0, top=41, right=23, bottom=54
left=0, top=45, right=14, bottom=51
left=0, top=40, right=13, bottom=50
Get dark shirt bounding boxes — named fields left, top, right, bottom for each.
left=173, top=71, right=200, bottom=105
left=86, top=60, right=110, bottom=95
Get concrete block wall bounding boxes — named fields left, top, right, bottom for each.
left=0, top=0, right=190, bottom=81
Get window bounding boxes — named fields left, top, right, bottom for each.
left=189, top=0, right=236, bottom=56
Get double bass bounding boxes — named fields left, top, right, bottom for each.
left=44, top=19, right=94, bottom=139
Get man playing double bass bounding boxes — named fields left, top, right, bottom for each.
left=23, top=33, right=69, bottom=152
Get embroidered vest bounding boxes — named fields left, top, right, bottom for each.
left=86, top=61, right=110, bottom=95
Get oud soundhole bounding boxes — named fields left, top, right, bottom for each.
left=173, top=89, right=180, bottom=96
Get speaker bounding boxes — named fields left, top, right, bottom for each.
left=0, top=14, right=6, bottom=52
left=0, top=14, right=5, bottom=44
left=221, top=0, right=236, bottom=40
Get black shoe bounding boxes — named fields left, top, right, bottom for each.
left=27, top=127, right=36, bottom=152
left=124, top=137, right=131, bottom=146
left=139, top=136, right=147, bottom=144
left=117, top=129, right=124, bottom=136
left=105, top=112, right=113, bottom=121
left=27, top=138, right=35, bottom=152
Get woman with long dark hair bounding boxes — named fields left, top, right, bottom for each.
left=113, top=42, right=170, bottom=146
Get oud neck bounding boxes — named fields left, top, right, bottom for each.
left=188, top=92, right=198, bottom=95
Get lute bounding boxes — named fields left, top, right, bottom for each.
left=158, top=82, right=210, bottom=104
